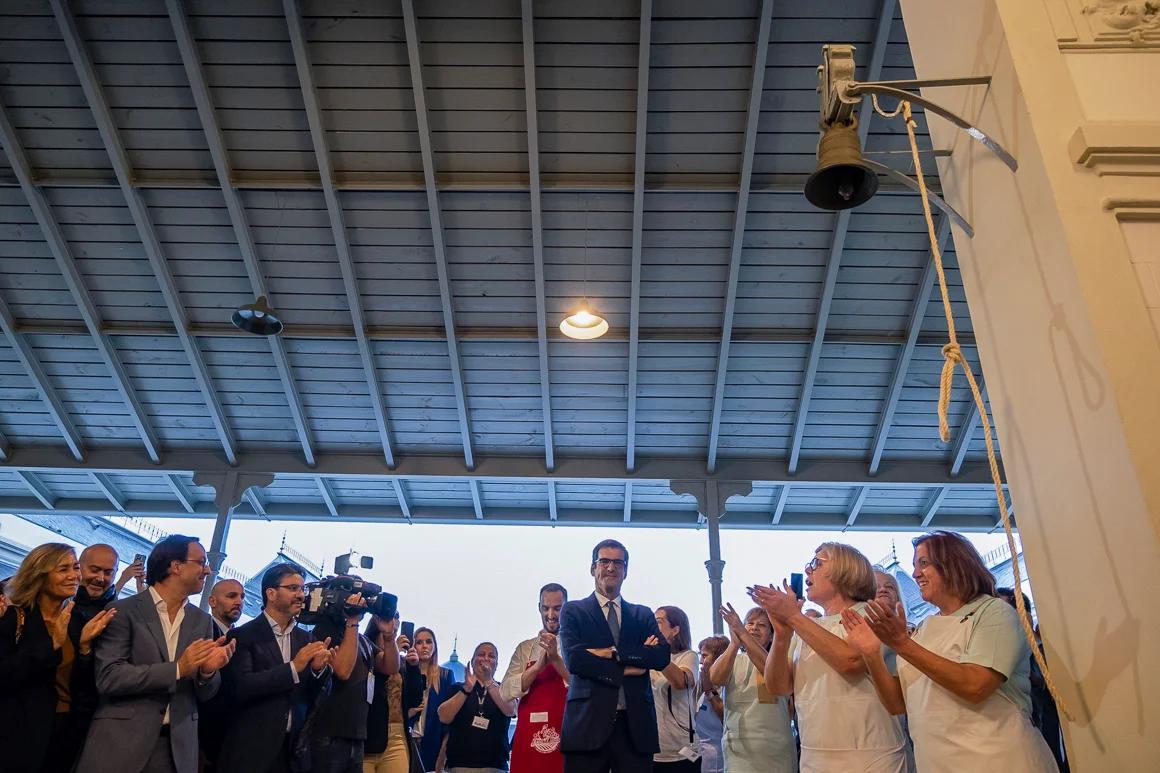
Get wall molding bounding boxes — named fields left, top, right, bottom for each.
left=1070, top=122, right=1160, bottom=176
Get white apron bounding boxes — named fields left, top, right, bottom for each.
left=793, top=610, right=909, bottom=773
left=722, top=656, right=797, bottom=773
left=899, top=606, right=1058, bottom=773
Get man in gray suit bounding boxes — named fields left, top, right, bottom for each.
left=77, top=535, right=237, bottom=773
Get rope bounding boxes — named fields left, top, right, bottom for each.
left=897, top=100, right=1072, bottom=721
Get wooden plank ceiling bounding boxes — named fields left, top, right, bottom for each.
left=0, top=0, right=1007, bottom=532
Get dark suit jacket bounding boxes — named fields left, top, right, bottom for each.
left=75, top=588, right=221, bottom=773
left=0, top=604, right=93, bottom=772
left=216, top=615, right=325, bottom=773
left=558, top=593, right=670, bottom=755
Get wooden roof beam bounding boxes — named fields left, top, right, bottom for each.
left=90, top=472, right=127, bottom=512
left=0, top=294, right=85, bottom=461
left=771, top=484, right=791, bottom=525
left=469, top=478, right=484, bottom=520
left=402, top=0, right=476, bottom=470
left=844, top=485, right=871, bottom=531
left=392, top=478, right=413, bottom=524
left=50, top=0, right=237, bottom=464
left=520, top=0, right=556, bottom=473
left=166, top=474, right=197, bottom=514
left=706, top=0, right=774, bottom=473
left=949, top=388, right=985, bottom=476
left=920, top=486, right=949, bottom=527
left=282, top=0, right=396, bottom=468
left=168, top=0, right=316, bottom=468
left=15, top=470, right=56, bottom=510
left=316, top=476, right=340, bottom=517
left=867, top=214, right=951, bottom=474
left=0, top=102, right=161, bottom=464
left=788, top=0, right=898, bottom=474
left=626, top=0, right=653, bottom=473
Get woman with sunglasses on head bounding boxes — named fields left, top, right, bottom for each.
left=0, top=543, right=116, bottom=773
left=707, top=604, right=796, bottom=773
left=750, top=543, right=909, bottom=773
left=411, top=627, right=457, bottom=772
left=841, top=531, right=1057, bottom=772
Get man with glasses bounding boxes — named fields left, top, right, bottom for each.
left=216, top=563, right=334, bottom=773
left=559, top=539, right=671, bottom=773
left=77, top=535, right=236, bottom=773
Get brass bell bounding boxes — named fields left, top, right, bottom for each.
left=804, top=122, right=879, bottom=210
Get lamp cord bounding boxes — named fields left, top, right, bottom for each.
left=886, top=98, right=1072, bottom=722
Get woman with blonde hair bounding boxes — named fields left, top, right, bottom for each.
left=0, top=543, right=116, bottom=773
left=412, top=626, right=458, bottom=771
left=707, top=604, right=796, bottom=773
left=751, top=542, right=908, bottom=772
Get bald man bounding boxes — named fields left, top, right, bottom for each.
left=63, top=544, right=144, bottom=767
left=208, top=578, right=245, bottom=637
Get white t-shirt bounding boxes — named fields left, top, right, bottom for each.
left=651, top=648, right=698, bottom=762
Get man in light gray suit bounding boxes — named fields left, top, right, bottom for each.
left=77, top=535, right=237, bottom=773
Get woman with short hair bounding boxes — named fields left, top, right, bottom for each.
left=752, top=542, right=908, bottom=772
left=0, top=543, right=116, bottom=773
left=843, top=531, right=1057, bottom=772
left=707, top=605, right=796, bottom=773
left=439, top=641, right=517, bottom=773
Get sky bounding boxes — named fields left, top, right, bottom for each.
left=0, top=512, right=1019, bottom=671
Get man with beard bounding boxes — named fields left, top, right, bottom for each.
left=68, top=545, right=144, bottom=746
left=216, top=563, right=333, bottom=773
left=207, top=578, right=245, bottom=637
left=502, top=582, right=571, bottom=773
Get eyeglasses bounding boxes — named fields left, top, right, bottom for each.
left=180, top=558, right=209, bottom=568
left=277, top=584, right=305, bottom=593
left=595, top=558, right=627, bottom=569
left=804, top=556, right=828, bottom=572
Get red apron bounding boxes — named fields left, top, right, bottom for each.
left=509, top=660, right=567, bottom=773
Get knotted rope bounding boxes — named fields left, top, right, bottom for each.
left=873, top=97, right=1072, bottom=721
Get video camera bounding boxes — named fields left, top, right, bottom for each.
left=299, top=575, right=398, bottom=625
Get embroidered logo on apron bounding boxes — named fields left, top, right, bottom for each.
left=531, top=725, right=561, bottom=753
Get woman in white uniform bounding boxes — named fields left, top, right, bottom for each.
left=842, top=531, right=1058, bottom=773
left=650, top=605, right=700, bottom=772
left=707, top=604, right=796, bottom=773
left=751, top=542, right=909, bottom=773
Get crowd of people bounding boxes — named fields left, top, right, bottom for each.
left=0, top=531, right=1068, bottom=773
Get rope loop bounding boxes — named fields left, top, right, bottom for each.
left=887, top=99, right=1073, bottom=721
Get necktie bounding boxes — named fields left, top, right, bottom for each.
left=606, top=600, right=620, bottom=645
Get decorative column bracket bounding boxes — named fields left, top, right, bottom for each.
left=671, top=479, right=753, bottom=634
left=192, top=470, right=273, bottom=609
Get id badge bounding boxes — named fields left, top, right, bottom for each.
left=471, top=715, right=491, bottom=730
left=529, top=711, right=549, bottom=723
left=366, top=673, right=375, bottom=704
left=678, top=744, right=702, bottom=762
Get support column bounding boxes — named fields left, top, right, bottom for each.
left=192, top=470, right=273, bottom=609
left=896, top=2, right=1160, bottom=767
left=671, top=479, right=752, bottom=635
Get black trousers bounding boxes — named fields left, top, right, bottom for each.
left=563, top=712, right=653, bottom=773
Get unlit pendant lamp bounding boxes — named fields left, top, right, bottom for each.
left=232, top=295, right=284, bottom=336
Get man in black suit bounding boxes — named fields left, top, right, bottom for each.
left=559, top=539, right=671, bottom=773
left=216, top=563, right=334, bottom=773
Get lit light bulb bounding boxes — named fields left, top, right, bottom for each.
left=560, top=308, right=609, bottom=340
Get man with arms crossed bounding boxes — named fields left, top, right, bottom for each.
left=559, top=540, right=671, bottom=773
left=77, top=535, right=236, bottom=773
left=502, top=582, right=571, bottom=773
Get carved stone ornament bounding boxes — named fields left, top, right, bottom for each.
left=1050, top=0, right=1160, bottom=48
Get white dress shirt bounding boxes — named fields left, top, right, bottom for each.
left=264, top=612, right=299, bottom=731
left=149, top=586, right=186, bottom=725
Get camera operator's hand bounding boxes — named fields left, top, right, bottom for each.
left=375, top=615, right=398, bottom=638
left=294, top=639, right=331, bottom=673
left=344, top=593, right=368, bottom=623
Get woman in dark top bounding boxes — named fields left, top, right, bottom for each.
left=0, top=543, right=115, bottom=773
left=364, top=615, right=427, bottom=773
left=414, top=626, right=458, bottom=770
left=438, top=642, right=517, bottom=772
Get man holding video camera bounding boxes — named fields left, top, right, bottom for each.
left=308, top=586, right=403, bottom=773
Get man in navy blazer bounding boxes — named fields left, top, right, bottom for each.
left=559, top=539, right=670, bottom=773
left=216, top=563, right=333, bottom=773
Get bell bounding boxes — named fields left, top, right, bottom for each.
left=231, top=295, right=284, bottom=336
left=804, top=122, right=879, bottom=210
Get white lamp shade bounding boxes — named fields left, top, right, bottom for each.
left=559, top=309, right=609, bottom=340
